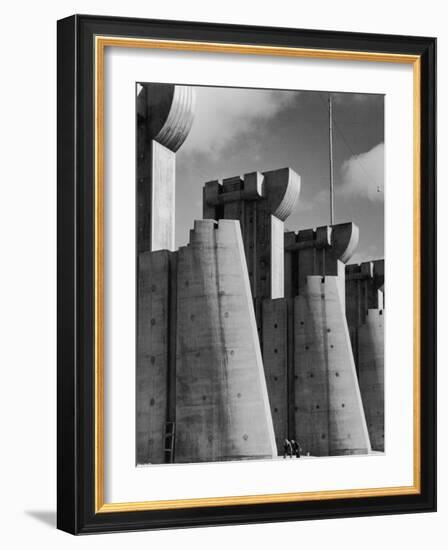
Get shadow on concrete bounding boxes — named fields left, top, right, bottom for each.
left=25, top=510, right=56, bottom=528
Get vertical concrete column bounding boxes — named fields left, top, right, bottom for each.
left=137, top=83, right=196, bottom=252
left=175, top=220, right=277, bottom=463
left=346, top=260, right=385, bottom=450
left=202, top=168, right=300, bottom=452
left=285, top=223, right=371, bottom=456
left=202, top=168, right=301, bottom=453
left=202, top=167, right=301, bottom=301
left=136, top=251, right=173, bottom=464
left=136, top=83, right=195, bottom=464
left=358, top=309, right=385, bottom=451
left=294, top=277, right=371, bottom=455
left=262, top=299, right=288, bottom=454
left=346, top=260, right=384, bottom=348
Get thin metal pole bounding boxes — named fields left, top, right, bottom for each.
left=328, top=94, right=335, bottom=225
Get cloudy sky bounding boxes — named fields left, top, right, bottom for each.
left=174, top=85, right=384, bottom=264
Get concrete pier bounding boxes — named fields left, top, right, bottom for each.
left=261, top=299, right=288, bottom=453
left=282, top=224, right=370, bottom=456
left=175, top=220, right=277, bottom=462
left=136, top=83, right=195, bottom=464
left=136, top=250, right=176, bottom=464
left=136, top=82, right=383, bottom=464
left=294, top=276, right=371, bottom=455
left=137, top=83, right=195, bottom=252
left=346, top=261, right=385, bottom=450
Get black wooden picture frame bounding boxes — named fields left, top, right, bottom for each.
left=57, top=14, right=436, bottom=534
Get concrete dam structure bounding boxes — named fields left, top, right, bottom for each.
left=175, top=220, right=276, bottom=463
left=136, top=82, right=384, bottom=464
left=346, top=261, right=385, bottom=451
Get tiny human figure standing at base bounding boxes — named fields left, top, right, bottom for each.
left=292, top=439, right=302, bottom=458
left=290, top=440, right=297, bottom=458
left=283, top=438, right=293, bottom=458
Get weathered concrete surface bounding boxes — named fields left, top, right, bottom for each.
left=282, top=223, right=371, bottom=455
left=346, top=260, right=385, bottom=450
left=285, top=223, right=359, bottom=309
left=201, top=169, right=301, bottom=456
left=346, top=260, right=384, bottom=335
left=136, top=83, right=195, bottom=464
left=294, top=276, right=371, bottom=456
left=358, top=309, right=385, bottom=451
left=137, top=83, right=196, bottom=253
left=262, top=299, right=288, bottom=454
left=144, top=84, right=196, bottom=152
left=175, top=219, right=277, bottom=462
left=150, top=141, right=175, bottom=251
left=203, top=168, right=301, bottom=301
left=136, top=250, right=174, bottom=464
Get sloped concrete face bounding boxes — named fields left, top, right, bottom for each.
left=346, top=260, right=385, bottom=451
left=262, top=299, right=288, bottom=453
left=358, top=309, right=385, bottom=451
left=175, top=220, right=277, bottom=463
left=280, top=223, right=371, bottom=455
left=150, top=141, right=176, bottom=251
left=294, top=276, right=371, bottom=456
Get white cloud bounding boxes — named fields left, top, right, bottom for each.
left=183, top=86, right=297, bottom=155
left=339, top=142, right=384, bottom=202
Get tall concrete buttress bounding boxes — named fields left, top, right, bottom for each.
left=175, top=220, right=277, bottom=462
left=136, top=83, right=195, bottom=464
left=346, top=260, right=385, bottom=451
left=202, top=168, right=301, bottom=454
left=282, top=224, right=371, bottom=455
left=201, top=170, right=371, bottom=456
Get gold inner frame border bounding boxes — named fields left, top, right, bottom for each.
left=94, top=35, right=421, bottom=513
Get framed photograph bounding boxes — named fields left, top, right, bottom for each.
left=57, top=14, right=436, bottom=534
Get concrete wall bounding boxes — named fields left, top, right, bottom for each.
left=262, top=299, right=288, bottom=454
left=202, top=167, right=302, bottom=456
left=346, top=261, right=385, bottom=450
left=136, top=83, right=195, bottom=464
left=203, top=172, right=374, bottom=458
left=175, top=219, right=277, bottom=462
left=136, top=250, right=175, bottom=464
left=358, top=309, right=385, bottom=451
left=294, top=276, right=371, bottom=456
left=281, top=223, right=371, bottom=455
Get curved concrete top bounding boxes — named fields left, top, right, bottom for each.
left=139, top=83, right=196, bottom=152
left=346, top=259, right=384, bottom=288
left=264, top=167, right=301, bottom=221
left=202, top=168, right=301, bottom=223
left=331, top=223, right=359, bottom=263
left=285, top=221, right=359, bottom=264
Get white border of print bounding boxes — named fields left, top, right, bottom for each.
left=103, top=46, right=413, bottom=504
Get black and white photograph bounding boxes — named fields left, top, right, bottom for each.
left=0, top=0, right=441, bottom=544
left=136, top=83, right=385, bottom=465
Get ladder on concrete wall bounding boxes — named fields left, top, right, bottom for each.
left=164, top=421, right=176, bottom=463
